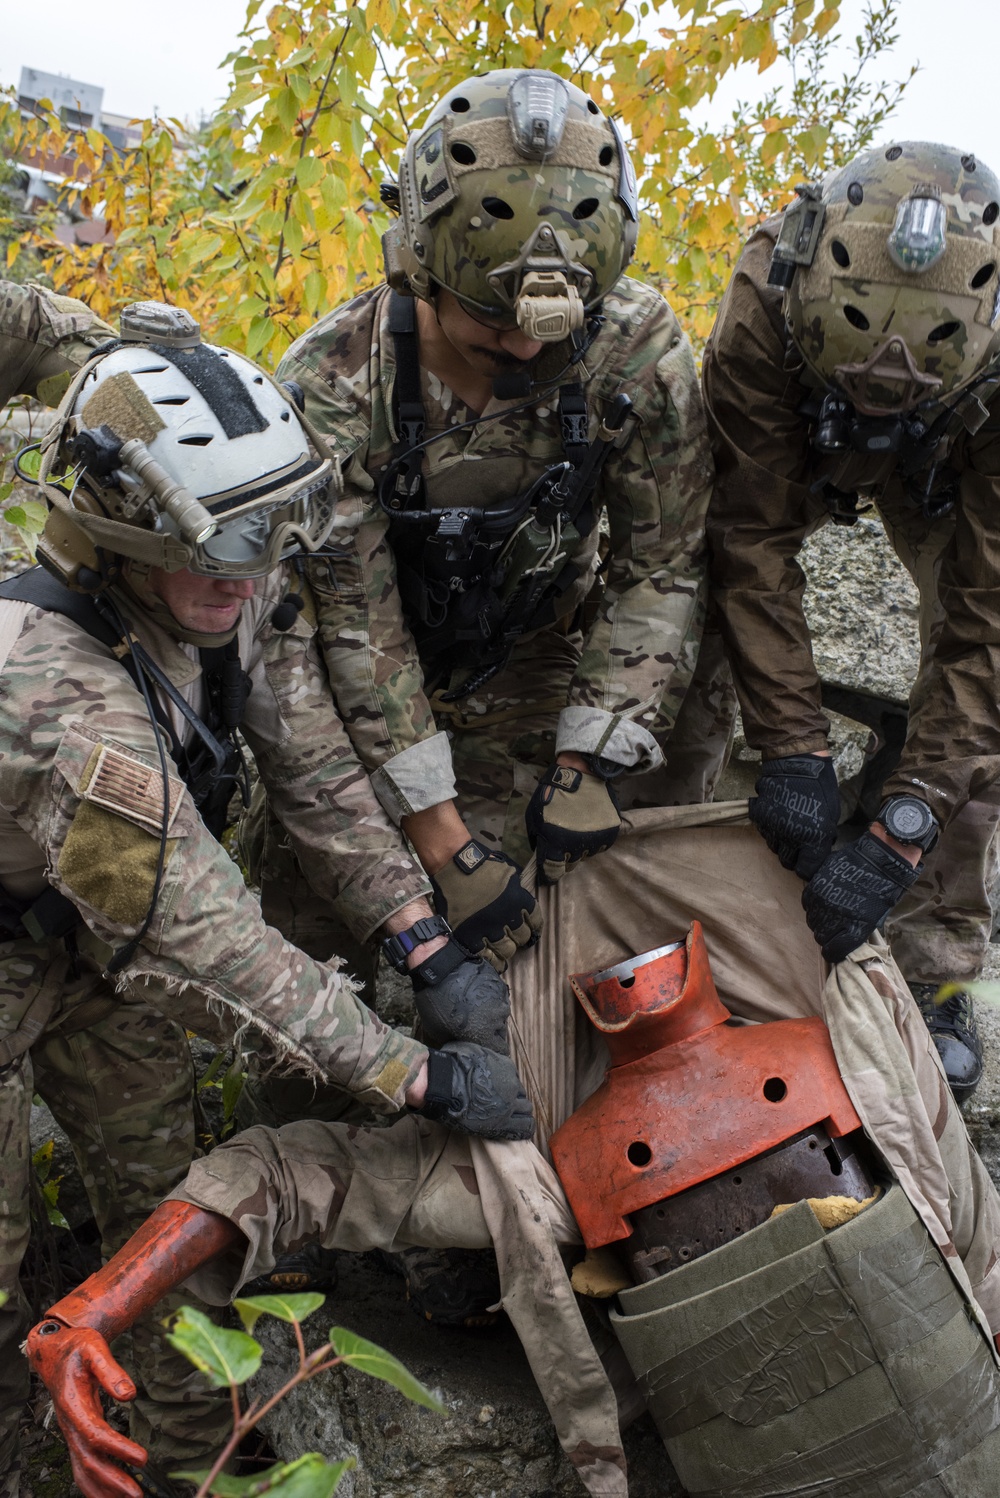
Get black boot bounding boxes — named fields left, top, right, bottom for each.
left=241, top=1241, right=340, bottom=1296
left=377, top=1246, right=502, bottom=1328
left=909, top=984, right=983, bottom=1104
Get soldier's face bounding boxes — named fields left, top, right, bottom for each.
left=434, top=289, right=544, bottom=374
left=150, top=567, right=255, bottom=634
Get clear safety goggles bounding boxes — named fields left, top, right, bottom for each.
left=179, top=462, right=337, bottom=578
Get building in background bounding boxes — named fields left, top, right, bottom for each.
left=13, top=66, right=144, bottom=242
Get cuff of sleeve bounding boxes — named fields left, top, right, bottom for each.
left=351, top=1030, right=428, bottom=1115
left=370, top=732, right=458, bottom=824
left=556, top=706, right=663, bottom=774
left=333, top=864, right=432, bottom=944
left=881, top=769, right=953, bottom=827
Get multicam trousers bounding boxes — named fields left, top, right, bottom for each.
left=0, top=932, right=231, bottom=1491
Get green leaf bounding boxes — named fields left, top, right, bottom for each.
left=935, top=980, right=1000, bottom=1006
left=246, top=316, right=275, bottom=359
left=276, top=87, right=301, bottom=132
left=15, top=498, right=49, bottom=532
left=330, top=1327, right=447, bottom=1413
left=234, top=1292, right=327, bottom=1333
left=166, top=1307, right=262, bottom=1388
left=4, top=506, right=27, bottom=528
left=173, top=1454, right=354, bottom=1497
left=14, top=446, right=42, bottom=481
left=295, top=157, right=325, bottom=190
left=222, top=1056, right=246, bottom=1123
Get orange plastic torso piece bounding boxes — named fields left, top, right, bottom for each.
left=549, top=922, right=862, bottom=1248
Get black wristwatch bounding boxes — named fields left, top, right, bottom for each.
left=874, top=795, right=940, bottom=854
left=382, top=915, right=452, bottom=974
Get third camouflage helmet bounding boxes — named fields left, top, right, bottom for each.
left=384, top=69, right=638, bottom=342
left=774, top=141, right=1000, bottom=413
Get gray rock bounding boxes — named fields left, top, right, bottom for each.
left=250, top=1253, right=680, bottom=1498
left=800, top=518, right=920, bottom=705
left=959, top=947, right=1000, bottom=1181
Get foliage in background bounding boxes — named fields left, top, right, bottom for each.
left=168, top=1292, right=446, bottom=1496
left=0, top=0, right=910, bottom=361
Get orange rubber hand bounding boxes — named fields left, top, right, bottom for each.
left=27, top=1320, right=147, bottom=1498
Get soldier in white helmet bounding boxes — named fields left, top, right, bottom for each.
left=0, top=301, right=529, bottom=1494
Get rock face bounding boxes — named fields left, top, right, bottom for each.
left=248, top=1253, right=680, bottom=1498
left=800, top=517, right=921, bottom=705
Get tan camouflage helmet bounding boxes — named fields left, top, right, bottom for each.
left=384, top=69, right=639, bottom=342
left=774, top=142, right=1000, bottom=414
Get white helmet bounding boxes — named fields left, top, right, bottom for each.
left=38, top=302, right=339, bottom=581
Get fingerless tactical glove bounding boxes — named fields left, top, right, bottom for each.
left=801, top=830, right=920, bottom=963
left=411, top=944, right=512, bottom=1054
left=419, top=1042, right=535, bottom=1140
left=748, top=753, right=841, bottom=880
left=430, top=840, right=541, bottom=972
left=525, top=763, right=622, bottom=884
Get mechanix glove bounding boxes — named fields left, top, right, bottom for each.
left=525, top=762, right=622, bottom=885
left=419, top=1042, right=535, bottom=1140
left=748, top=754, right=842, bottom=880
left=410, top=940, right=512, bottom=1054
left=801, top=831, right=920, bottom=964
left=430, top=840, right=542, bottom=972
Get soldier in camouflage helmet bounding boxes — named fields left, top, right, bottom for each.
left=703, top=140, right=1000, bottom=1100
left=0, top=300, right=528, bottom=1492
left=264, top=67, right=722, bottom=990
left=241, top=66, right=725, bottom=1320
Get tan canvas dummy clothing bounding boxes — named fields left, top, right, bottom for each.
left=505, top=803, right=1000, bottom=1342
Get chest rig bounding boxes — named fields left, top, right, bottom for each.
left=378, top=293, right=632, bottom=698
left=0, top=568, right=252, bottom=948
left=796, top=359, right=1000, bottom=526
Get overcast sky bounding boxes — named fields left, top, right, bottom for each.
left=2, top=0, right=995, bottom=158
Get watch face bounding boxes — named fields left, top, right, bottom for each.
left=886, top=798, right=931, bottom=843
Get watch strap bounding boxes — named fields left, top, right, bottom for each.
left=382, top=914, right=452, bottom=974
left=419, top=1050, right=459, bottom=1120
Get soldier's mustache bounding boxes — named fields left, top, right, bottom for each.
left=472, top=347, right=534, bottom=369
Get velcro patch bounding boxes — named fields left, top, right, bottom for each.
left=456, top=841, right=487, bottom=874
left=80, top=744, right=183, bottom=835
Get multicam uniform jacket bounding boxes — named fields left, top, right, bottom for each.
left=0, top=279, right=114, bottom=408
left=277, top=276, right=714, bottom=820
left=703, top=224, right=1000, bottom=828
left=0, top=570, right=431, bottom=1109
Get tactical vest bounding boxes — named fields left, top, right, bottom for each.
left=378, top=293, right=632, bottom=697
left=0, top=567, right=251, bottom=944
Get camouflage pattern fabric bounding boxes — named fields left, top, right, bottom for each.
left=0, top=569, right=433, bottom=1483
left=277, top=274, right=715, bottom=784
left=0, top=280, right=114, bottom=408
left=0, top=573, right=431, bottom=1087
left=703, top=223, right=1000, bottom=983
left=0, top=946, right=231, bottom=1473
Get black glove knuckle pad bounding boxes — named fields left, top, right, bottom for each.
left=749, top=754, right=841, bottom=878
left=421, top=1042, right=534, bottom=1141
left=802, top=831, right=919, bottom=964
left=414, top=957, right=512, bottom=1053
